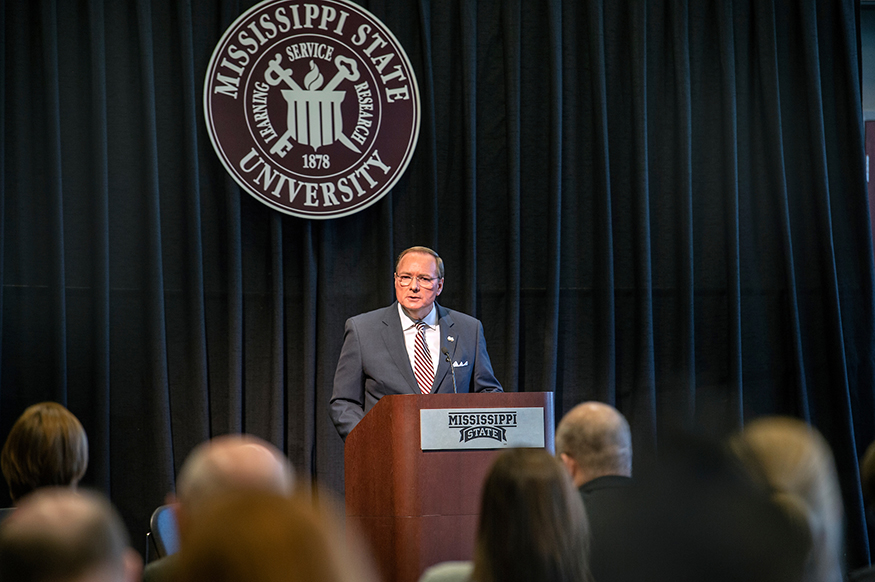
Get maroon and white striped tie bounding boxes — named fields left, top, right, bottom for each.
left=414, top=321, right=433, bottom=394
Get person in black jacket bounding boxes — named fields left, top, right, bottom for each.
left=556, top=402, right=633, bottom=582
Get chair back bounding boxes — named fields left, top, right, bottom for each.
left=149, top=504, right=180, bottom=558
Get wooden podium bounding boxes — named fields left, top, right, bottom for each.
left=344, top=392, right=554, bottom=582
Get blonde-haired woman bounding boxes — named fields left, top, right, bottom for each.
left=732, top=416, right=843, bottom=582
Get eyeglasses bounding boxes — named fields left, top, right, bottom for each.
left=396, top=274, right=440, bottom=289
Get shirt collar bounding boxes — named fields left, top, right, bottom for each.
left=398, top=303, right=438, bottom=330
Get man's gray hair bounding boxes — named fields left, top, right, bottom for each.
left=177, top=434, right=295, bottom=518
left=556, top=401, right=632, bottom=478
left=0, top=488, right=133, bottom=582
left=395, top=246, right=444, bottom=279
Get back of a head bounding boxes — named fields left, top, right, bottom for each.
left=473, top=448, right=591, bottom=582
left=0, top=488, right=139, bottom=582
left=176, top=491, right=379, bottom=582
left=555, top=402, right=632, bottom=482
left=597, top=431, right=810, bottom=582
left=731, top=416, right=844, bottom=582
left=176, top=434, right=295, bottom=519
left=1, top=402, right=89, bottom=503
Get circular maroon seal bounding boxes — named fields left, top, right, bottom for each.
left=204, top=0, right=420, bottom=219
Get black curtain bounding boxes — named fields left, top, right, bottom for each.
left=3, top=0, right=874, bottom=570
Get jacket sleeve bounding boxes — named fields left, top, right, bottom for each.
left=329, top=318, right=366, bottom=440
left=472, top=321, right=503, bottom=393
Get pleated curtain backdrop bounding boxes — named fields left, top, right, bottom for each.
left=3, top=0, right=875, bottom=569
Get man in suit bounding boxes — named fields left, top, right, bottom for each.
left=143, top=434, right=295, bottom=582
left=330, top=246, right=503, bottom=440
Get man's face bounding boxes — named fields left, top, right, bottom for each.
left=394, top=252, right=443, bottom=320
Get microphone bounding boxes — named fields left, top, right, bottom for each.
left=442, top=346, right=457, bottom=394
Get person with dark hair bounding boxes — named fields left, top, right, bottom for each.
left=176, top=491, right=379, bottom=582
left=0, top=487, right=141, bottom=582
left=330, top=246, right=502, bottom=440
left=420, top=448, right=592, bottom=582
left=143, top=434, right=295, bottom=582
left=593, top=431, right=810, bottom=582
left=1, top=402, right=88, bottom=503
left=555, top=402, right=633, bottom=581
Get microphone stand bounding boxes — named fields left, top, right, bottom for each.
left=442, top=346, right=457, bottom=394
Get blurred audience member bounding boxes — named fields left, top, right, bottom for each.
left=850, top=440, right=875, bottom=581
left=732, top=416, right=844, bottom=582
left=1, top=402, right=88, bottom=504
left=143, top=434, right=295, bottom=582
left=421, top=447, right=592, bottom=582
left=176, top=491, right=379, bottom=582
left=0, top=487, right=141, bottom=582
left=555, top=401, right=632, bottom=580
left=592, top=431, right=809, bottom=582
left=556, top=401, right=632, bottom=486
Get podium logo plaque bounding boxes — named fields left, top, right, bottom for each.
left=420, top=407, right=546, bottom=450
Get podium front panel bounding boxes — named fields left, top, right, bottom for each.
left=344, top=392, right=554, bottom=582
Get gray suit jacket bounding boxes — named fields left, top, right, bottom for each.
left=330, top=302, right=502, bottom=439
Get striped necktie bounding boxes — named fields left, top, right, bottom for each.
left=414, top=321, right=433, bottom=394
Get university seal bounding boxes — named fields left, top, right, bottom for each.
left=204, top=0, right=420, bottom=219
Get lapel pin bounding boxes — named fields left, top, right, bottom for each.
left=447, top=336, right=455, bottom=342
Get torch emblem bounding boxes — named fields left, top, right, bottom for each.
left=265, top=55, right=361, bottom=156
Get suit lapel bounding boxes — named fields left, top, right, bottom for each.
left=434, top=305, right=456, bottom=393
left=381, top=303, right=419, bottom=394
